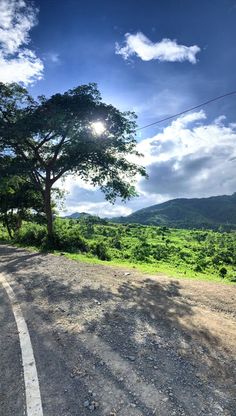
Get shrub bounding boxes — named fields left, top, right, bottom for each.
left=153, top=244, right=168, bottom=261
left=194, top=264, right=203, bottom=272
left=90, top=241, right=111, bottom=260
left=219, top=267, right=227, bottom=278
left=131, top=241, right=150, bottom=262
left=112, top=237, right=122, bottom=250
left=179, top=250, right=192, bottom=261
left=53, top=224, right=87, bottom=252
left=16, top=223, right=47, bottom=246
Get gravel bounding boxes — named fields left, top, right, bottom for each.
left=0, top=244, right=236, bottom=416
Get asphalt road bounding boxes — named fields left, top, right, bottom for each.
left=0, top=244, right=236, bottom=416
left=0, top=284, right=25, bottom=415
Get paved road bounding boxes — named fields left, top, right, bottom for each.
left=0, top=284, right=25, bottom=415
left=0, top=244, right=236, bottom=416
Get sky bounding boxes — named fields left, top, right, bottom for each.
left=0, top=0, right=236, bottom=217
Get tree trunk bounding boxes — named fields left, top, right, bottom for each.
left=15, top=210, right=23, bottom=233
left=4, top=213, right=13, bottom=239
left=44, top=178, right=53, bottom=242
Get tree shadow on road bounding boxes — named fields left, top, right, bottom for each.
left=1, top=245, right=235, bottom=415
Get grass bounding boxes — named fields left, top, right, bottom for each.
left=1, top=219, right=236, bottom=284
left=59, top=251, right=232, bottom=284
left=1, top=240, right=234, bottom=284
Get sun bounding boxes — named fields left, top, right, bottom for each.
left=92, top=121, right=106, bottom=135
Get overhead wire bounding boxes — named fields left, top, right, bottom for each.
left=135, top=90, right=236, bottom=131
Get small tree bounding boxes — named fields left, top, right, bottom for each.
left=0, top=155, right=44, bottom=238
left=0, top=83, right=146, bottom=243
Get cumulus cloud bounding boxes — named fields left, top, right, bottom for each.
left=138, top=111, right=236, bottom=198
left=116, top=32, right=200, bottom=64
left=61, top=180, right=132, bottom=217
left=65, top=200, right=132, bottom=218
left=0, top=0, right=43, bottom=84
left=60, top=112, right=236, bottom=217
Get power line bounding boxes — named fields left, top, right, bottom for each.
left=136, top=90, right=236, bottom=131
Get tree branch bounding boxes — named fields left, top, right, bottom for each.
left=49, top=125, right=71, bottom=167
left=35, top=131, right=58, bottom=150
left=51, top=167, right=68, bottom=184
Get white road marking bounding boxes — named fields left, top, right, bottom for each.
left=0, top=273, right=43, bottom=416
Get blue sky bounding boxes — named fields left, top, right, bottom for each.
left=0, top=0, right=236, bottom=216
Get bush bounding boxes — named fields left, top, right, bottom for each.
left=90, top=241, right=111, bottom=260
left=53, top=223, right=87, bottom=252
left=112, top=237, right=122, bottom=250
left=153, top=244, right=168, bottom=261
left=16, top=223, right=47, bottom=246
left=194, top=264, right=203, bottom=272
left=131, top=241, right=150, bottom=262
left=219, top=267, right=227, bottom=278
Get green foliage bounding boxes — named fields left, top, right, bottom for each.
left=16, top=223, right=47, bottom=246
left=0, top=82, right=146, bottom=238
left=90, top=241, right=111, bottom=261
left=0, top=154, right=44, bottom=238
left=14, top=219, right=87, bottom=253
left=51, top=219, right=87, bottom=252
left=131, top=239, right=150, bottom=262
left=219, top=267, right=227, bottom=278
left=1, top=217, right=236, bottom=282
left=153, top=244, right=169, bottom=261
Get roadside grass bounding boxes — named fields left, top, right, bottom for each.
left=2, top=240, right=234, bottom=284
left=59, top=251, right=232, bottom=284
left=1, top=219, right=236, bottom=285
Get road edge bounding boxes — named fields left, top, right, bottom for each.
left=0, top=273, right=43, bottom=416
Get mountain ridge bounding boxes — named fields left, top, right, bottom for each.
left=112, top=193, right=236, bottom=230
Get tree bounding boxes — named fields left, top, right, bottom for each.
left=0, top=82, right=146, bottom=243
left=0, top=155, right=44, bottom=238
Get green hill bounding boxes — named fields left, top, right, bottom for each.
left=113, top=193, right=236, bottom=230
left=66, top=212, right=89, bottom=219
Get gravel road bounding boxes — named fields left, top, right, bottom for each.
left=0, top=244, right=236, bottom=416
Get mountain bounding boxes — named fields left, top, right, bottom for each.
left=65, top=212, right=90, bottom=219
left=112, top=193, right=236, bottom=230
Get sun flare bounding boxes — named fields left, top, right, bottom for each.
left=92, top=121, right=106, bottom=135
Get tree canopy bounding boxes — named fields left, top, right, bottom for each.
left=0, top=82, right=146, bottom=241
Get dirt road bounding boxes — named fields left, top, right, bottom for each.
left=0, top=244, right=235, bottom=415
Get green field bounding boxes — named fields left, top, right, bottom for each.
left=1, top=216, right=236, bottom=283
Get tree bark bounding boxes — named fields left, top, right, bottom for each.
left=44, top=176, right=53, bottom=242
left=15, top=210, right=23, bottom=233
left=4, top=213, right=13, bottom=239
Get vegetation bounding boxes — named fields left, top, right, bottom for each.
left=0, top=82, right=146, bottom=242
left=0, top=82, right=235, bottom=284
left=0, top=154, right=44, bottom=239
left=113, top=193, right=236, bottom=230
left=1, top=216, right=235, bottom=283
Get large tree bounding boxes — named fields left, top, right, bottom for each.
left=0, top=82, right=146, bottom=241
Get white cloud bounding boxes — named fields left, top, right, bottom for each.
left=60, top=112, right=236, bottom=217
left=59, top=176, right=133, bottom=217
left=0, top=49, right=43, bottom=84
left=63, top=201, right=132, bottom=218
left=116, top=32, right=200, bottom=64
left=0, top=0, right=43, bottom=84
left=137, top=111, right=236, bottom=198
left=60, top=175, right=98, bottom=193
